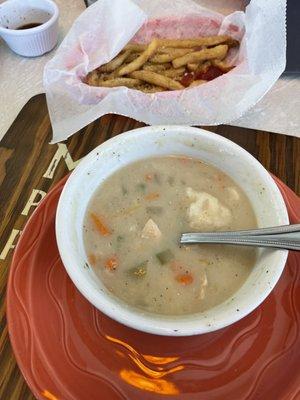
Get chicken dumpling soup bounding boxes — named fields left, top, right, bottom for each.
left=83, top=156, right=257, bottom=315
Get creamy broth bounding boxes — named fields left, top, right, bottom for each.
left=83, top=156, right=257, bottom=315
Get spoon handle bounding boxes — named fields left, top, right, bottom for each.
left=180, top=224, right=300, bottom=251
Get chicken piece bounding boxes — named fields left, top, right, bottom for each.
left=129, top=223, right=138, bottom=232
left=186, top=188, right=232, bottom=229
left=199, top=272, right=208, bottom=300
left=141, top=218, right=162, bottom=239
left=225, top=187, right=240, bottom=203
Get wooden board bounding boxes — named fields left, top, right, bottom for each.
left=0, top=94, right=299, bottom=399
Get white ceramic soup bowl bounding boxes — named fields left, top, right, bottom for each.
left=56, top=126, right=288, bottom=336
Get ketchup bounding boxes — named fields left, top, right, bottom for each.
left=180, top=72, right=194, bottom=87
left=195, top=66, right=224, bottom=81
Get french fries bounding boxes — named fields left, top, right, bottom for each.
left=186, top=60, right=211, bottom=74
left=211, top=59, right=234, bottom=72
left=172, top=45, right=228, bottom=68
left=143, top=63, right=171, bottom=72
left=157, top=35, right=231, bottom=48
left=196, top=61, right=212, bottom=73
left=187, top=63, right=199, bottom=72
left=161, top=67, right=186, bottom=78
left=118, top=39, right=159, bottom=76
left=137, top=84, right=165, bottom=93
left=124, top=43, right=147, bottom=52
left=158, top=47, right=190, bottom=54
left=150, top=48, right=192, bottom=63
left=98, top=50, right=131, bottom=73
left=86, top=70, right=99, bottom=86
left=130, top=70, right=184, bottom=90
left=125, top=53, right=141, bottom=63
left=84, top=35, right=239, bottom=93
left=97, top=78, right=143, bottom=88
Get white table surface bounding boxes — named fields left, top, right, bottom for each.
left=0, top=0, right=86, bottom=141
left=0, top=0, right=299, bottom=141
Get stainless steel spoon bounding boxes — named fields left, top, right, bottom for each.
left=180, top=224, right=300, bottom=251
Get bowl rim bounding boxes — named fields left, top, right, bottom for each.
left=56, top=125, right=289, bottom=336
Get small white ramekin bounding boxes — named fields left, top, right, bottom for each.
left=56, top=126, right=289, bottom=336
left=0, top=0, right=59, bottom=57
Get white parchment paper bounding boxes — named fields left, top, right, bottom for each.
left=44, top=0, right=287, bottom=143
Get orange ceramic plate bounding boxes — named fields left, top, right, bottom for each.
left=7, top=176, right=300, bottom=400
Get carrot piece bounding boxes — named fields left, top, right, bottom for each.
left=145, top=192, right=160, bottom=201
left=145, top=174, right=153, bottom=181
left=105, top=256, right=119, bottom=271
left=176, top=273, right=193, bottom=285
left=88, top=253, right=97, bottom=265
left=90, top=212, right=111, bottom=236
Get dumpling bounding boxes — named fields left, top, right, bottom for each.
left=186, top=187, right=232, bottom=229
